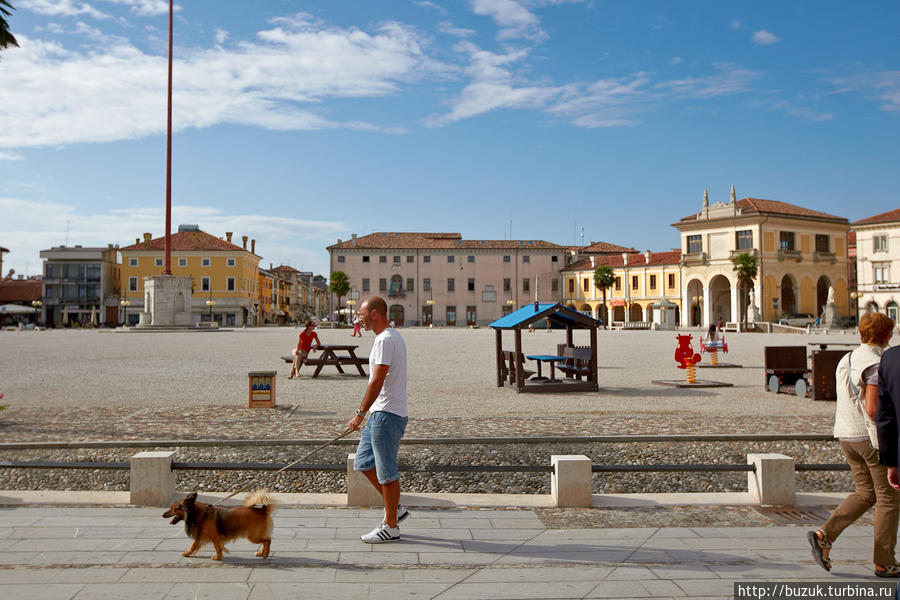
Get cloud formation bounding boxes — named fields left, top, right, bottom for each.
left=752, top=30, right=779, bottom=45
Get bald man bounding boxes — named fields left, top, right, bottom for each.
left=348, top=296, right=409, bottom=543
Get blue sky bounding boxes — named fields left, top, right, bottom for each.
left=1, top=0, right=898, bottom=279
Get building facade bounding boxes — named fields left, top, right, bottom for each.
left=561, top=251, right=682, bottom=324
left=40, top=245, right=120, bottom=326
left=118, top=226, right=261, bottom=326
left=673, top=189, right=850, bottom=327
left=852, top=208, right=900, bottom=321
left=327, top=232, right=567, bottom=326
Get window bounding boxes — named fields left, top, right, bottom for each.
left=467, top=278, right=475, bottom=291
left=407, top=278, right=414, bottom=292
left=406, top=256, right=414, bottom=263
left=875, top=263, right=890, bottom=284
left=522, top=255, right=530, bottom=263
left=523, top=278, right=530, bottom=292
left=632, top=275, right=638, bottom=289
left=393, top=256, right=400, bottom=264
left=337, top=255, right=345, bottom=263
left=201, top=276, right=210, bottom=291
left=875, top=234, right=889, bottom=252
left=446, top=306, right=457, bottom=326
left=379, top=256, right=387, bottom=263
left=379, top=278, right=387, bottom=292
left=503, top=278, right=511, bottom=292
left=155, top=258, right=163, bottom=267
left=178, top=258, right=187, bottom=267
left=615, top=277, right=621, bottom=291
left=503, top=255, right=510, bottom=263
left=650, top=275, right=657, bottom=289
left=551, top=256, right=558, bottom=262
left=583, top=278, right=589, bottom=292
left=568, top=279, right=574, bottom=293
left=362, top=278, right=370, bottom=292
left=424, top=278, right=431, bottom=292
left=447, top=278, right=455, bottom=292
left=129, top=258, right=138, bottom=267
left=780, top=231, right=795, bottom=250
left=467, top=255, right=475, bottom=263
left=448, top=256, right=455, bottom=263
left=129, top=276, right=138, bottom=291
left=551, top=279, right=558, bottom=292
left=227, top=277, right=235, bottom=291
left=668, top=273, right=675, bottom=288
left=362, top=255, right=370, bottom=263
left=736, top=230, right=753, bottom=250
left=687, top=235, right=702, bottom=254
left=86, top=264, right=101, bottom=281
left=815, top=234, right=829, bottom=253
left=227, top=258, right=236, bottom=267
left=45, top=264, right=54, bottom=278
left=202, top=257, right=210, bottom=267
left=424, top=255, right=431, bottom=263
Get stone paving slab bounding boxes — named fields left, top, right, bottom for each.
left=0, top=505, right=897, bottom=600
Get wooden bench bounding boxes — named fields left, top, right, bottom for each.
left=623, top=321, right=652, bottom=330
left=501, top=350, right=535, bottom=385
left=557, top=346, right=592, bottom=379
left=280, top=355, right=369, bottom=366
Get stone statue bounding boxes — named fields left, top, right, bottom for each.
left=827, top=286, right=835, bottom=305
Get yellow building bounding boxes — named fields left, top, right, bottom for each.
left=119, top=226, right=261, bottom=326
left=561, top=251, right=682, bottom=325
left=673, top=189, right=850, bottom=326
left=258, top=268, right=275, bottom=325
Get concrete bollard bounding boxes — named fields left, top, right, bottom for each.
left=130, top=451, right=176, bottom=506
left=551, top=454, right=592, bottom=507
left=346, top=453, right=384, bottom=507
left=747, top=453, right=795, bottom=505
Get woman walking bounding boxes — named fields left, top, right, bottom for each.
left=808, top=311, right=900, bottom=576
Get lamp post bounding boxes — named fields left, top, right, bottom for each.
left=850, top=291, right=860, bottom=324
left=346, top=298, right=357, bottom=323
left=31, top=299, right=42, bottom=325
left=120, top=299, right=131, bottom=326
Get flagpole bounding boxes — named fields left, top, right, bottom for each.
left=164, top=0, right=173, bottom=275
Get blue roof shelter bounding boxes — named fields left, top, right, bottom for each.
left=490, top=302, right=602, bottom=393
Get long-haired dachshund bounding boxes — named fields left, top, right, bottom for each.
left=162, top=490, right=275, bottom=560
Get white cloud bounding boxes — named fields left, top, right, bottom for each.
left=670, top=56, right=682, bottom=65
left=0, top=16, right=446, bottom=148
left=752, top=30, right=779, bottom=45
left=828, top=70, right=900, bottom=113
left=470, top=0, right=545, bottom=41
left=731, top=20, right=742, bottom=29
left=213, top=28, right=228, bottom=46
left=772, top=100, right=833, bottom=122
left=103, top=0, right=172, bottom=17
left=439, top=21, right=476, bottom=38
left=0, top=152, right=23, bottom=160
left=653, top=63, right=763, bottom=99
left=20, top=0, right=110, bottom=20
left=417, top=1, right=448, bottom=15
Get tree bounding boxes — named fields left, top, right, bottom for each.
left=731, top=252, right=758, bottom=327
left=592, top=265, right=616, bottom=329
left=329, top=270, right=350, bottom=323
left=0, top=1, right=19, bottom=54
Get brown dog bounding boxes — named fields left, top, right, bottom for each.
left=162, top=490, right=275, bottom=560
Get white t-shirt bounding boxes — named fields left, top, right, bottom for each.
left=369, top=327, right=408, bottom=417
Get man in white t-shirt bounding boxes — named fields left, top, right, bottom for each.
left=348, top=296, right=409, bottom=543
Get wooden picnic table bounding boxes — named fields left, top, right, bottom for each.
left=525, top=354, right=567, bottom=381
left=280, top=344, right=368, bottom=378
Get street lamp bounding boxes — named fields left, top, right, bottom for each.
left=31, top=300, right=42, bottom=325
left=346, top=298, right=357, bottom=322
left=120, top=299, right=131, bottom=326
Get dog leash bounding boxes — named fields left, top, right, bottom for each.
left=213, top=427, right=356, bottom=505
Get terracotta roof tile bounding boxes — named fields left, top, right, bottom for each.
left=562, top=250, right=681, bottom=271
left=678, top=198, right=847, bottom=223
left=120, top=230, right=254, bottom=254
left=328, top=232, right=564, bottom=250
left=0, top=278, right=42, bottom=302
left=579, top=241, right=638, bottom=254
left=851, top=208, right=900, bottom=227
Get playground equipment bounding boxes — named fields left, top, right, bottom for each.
left=652, top=334, right=733, bottom=389
left=699, top=335, right=728, bottom=366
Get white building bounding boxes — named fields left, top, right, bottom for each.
left=852, top=208, right=900, bottom=321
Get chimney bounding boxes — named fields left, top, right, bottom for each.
left=143, top=233, right=152, bottom=247
left=226, top=232, right=233, bottom=243
left=337, top=238, right=342, bottom=246
left=242, top=235, right=248, bottom=250
left=621, top=252, right=628, bottom=266
left=136, top=238, right=140, bottom=245
left=351, top=233, right=357, bottom=247
left=644, top=251, right=651, bottom=264
left=251, top=239, right=256, bottom=254
left=590, top=256, right=595, bottom=268
left=269, top=262, right=273, bottom=270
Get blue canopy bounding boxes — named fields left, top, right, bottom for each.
left=489, top=302, right=602, bottom=330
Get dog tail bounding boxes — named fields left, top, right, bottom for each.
left=243, top=489, right=276, bottom=511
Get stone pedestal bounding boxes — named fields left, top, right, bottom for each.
left=551, top=455, right=592, bottom=507
left=747, top=303, right=760, bottom=324
left=347, top=453, right=383, bottom=506
left=130, top=451, right=176, bottom=506
left=747, top=453, right=795, bottom=505
left=822, top=303, right=839, bottom=328
left=139, top=275, right=193, bottom=327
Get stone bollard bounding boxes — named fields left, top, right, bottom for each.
left=346, top=453, right=384, bottom=507
left=747, top=453, right=795, bottom=505
left=130, top=451, right=176, bottom=506
left=551, top=454, right=592, bottom=507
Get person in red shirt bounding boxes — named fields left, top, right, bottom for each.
left=288, top=320, right=321, bottom=379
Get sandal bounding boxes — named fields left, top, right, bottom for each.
left=807, top=530, right=831, bottom=572
left=874, top=563, right=900, bottom=578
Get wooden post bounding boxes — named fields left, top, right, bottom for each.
left=589, top=325, right=598, bottom=390
left=566, top=326, right=573, bottom=348
left=514, top=328, right=523, bottom=393
left=495, top=328, right=504, bottom=388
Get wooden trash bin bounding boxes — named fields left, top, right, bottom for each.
left=248, top=371, right=276, bottom=408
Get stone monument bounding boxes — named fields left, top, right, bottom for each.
left=746, top=286, right=761, bottom=324
left=137, top=275, right=193, bottom=327
left=821, top=285, right=839, bottom=328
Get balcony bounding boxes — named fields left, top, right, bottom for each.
left=777, top=248, right=803, bottom=262
left=814, top=251, right=836, bottom=263
left=388, top=289, right=406, bottom=298
left=729, top=248, right=758, bottom=259
left=681, top=252, right=707, bottom=266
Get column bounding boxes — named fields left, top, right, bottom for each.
left=730, top=283, right=740, bottom=324
left=702, top=286, right=710, bottom=329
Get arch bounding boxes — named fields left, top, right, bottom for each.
left=389, top=275, right=403, bottom=295
left=686, top=278, right=704, bottom=327
left=389, top=304, right=404, bottom=326
left=597, top=304, right=608, bottom=323
left=630, top=303, right=643, bottom=321
left=780, top=274, right=797, bottom=316
left=709, top=275, right=732, bottom=323
left=613, top=306, right=625, bottom=322
left=866, top=301, right=879, bottom=313
left=888, top=301, right=899, bottom=323
left=580, top=304, right=591, bottom=316
left=175, top=291, right=187, bottom=313
left=816, top=276, right=831, bottom=319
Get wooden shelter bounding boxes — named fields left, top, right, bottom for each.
left=490, top=302, right=602, bottom=393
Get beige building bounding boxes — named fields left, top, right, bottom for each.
left=561, top=250, right=682, bottom=324
left=327, top=232, right=566, bottom=326
left=673, top=188, right=850, bottom=326
left=852, top=208, right=900, bottom=321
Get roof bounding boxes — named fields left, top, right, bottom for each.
left=120, top=230, right=255, bottom=254
left=677, top=198, right=847, bottom=223
left=328, top=232, right=565, bottom=251
left=851, top=208, right=900, bottom=227
left=490, top=302, right=602, bottom=329
left=0, top=278, right=42, bottom=303
left=580, top=241, right=638, bottom=254
left=271, top=265, right=299, bottom=273
left=561, top=250, right=682, bottom=272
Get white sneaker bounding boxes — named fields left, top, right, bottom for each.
left=396, top=504, right=409, bottom=523
left=361, top=522, right=400, bottom=544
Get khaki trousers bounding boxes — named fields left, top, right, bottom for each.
left=291, top=349, right=309, bottom=375
left=821, top=440, right=900, bottom=566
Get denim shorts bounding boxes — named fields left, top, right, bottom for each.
left=354, top=411, right=408, bottom=485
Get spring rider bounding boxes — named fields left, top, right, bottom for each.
left=674, top=334, right=701, bottom=384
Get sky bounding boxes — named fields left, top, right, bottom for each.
left=1, top=0, right=899, bottom=279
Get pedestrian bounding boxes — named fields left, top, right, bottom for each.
left=347, top=296, right=409, bottom=543
left=352, top=312, right=362, bottom=337
left=287, top=320, right=321, bottom=380
left=809, top=311, right=900, bottom=577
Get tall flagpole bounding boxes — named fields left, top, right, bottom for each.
left=164, top=0, right=173, bottom=275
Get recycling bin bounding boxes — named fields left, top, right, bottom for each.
left=248, top=371, right=276, bottom=408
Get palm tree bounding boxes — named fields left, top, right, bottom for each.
left=0, top=1, right=18, bottom=54
left=329, top=270, right=350, bottom=323
left=731, top=252, right=758, bottom=327
left=593, top=265, right=616, bottom=328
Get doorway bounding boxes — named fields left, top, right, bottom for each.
left=389, top=304, right=404, bottom=326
